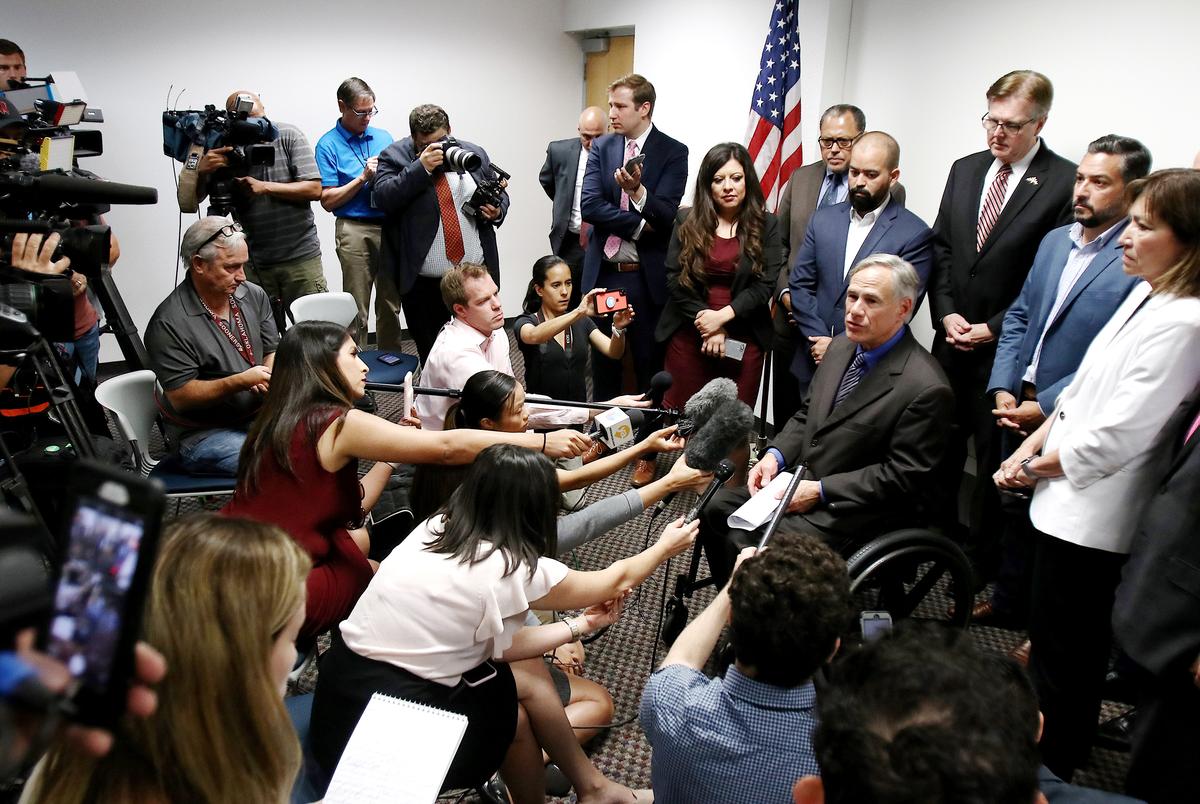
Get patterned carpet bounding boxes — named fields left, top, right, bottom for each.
left=155, top=328, right=1133, bottom=800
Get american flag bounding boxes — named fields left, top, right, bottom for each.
left=745, top=0, right=803, bottom=212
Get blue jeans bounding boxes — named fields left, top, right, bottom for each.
left=177, top=428, right=245, bottom=476
left=58, top=322, right=101, bottom=385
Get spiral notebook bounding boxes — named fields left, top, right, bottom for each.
left=323, top=692, right=468, bottom=803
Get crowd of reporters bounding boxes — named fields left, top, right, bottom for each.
left=2, top=33, right=1199, bottom=803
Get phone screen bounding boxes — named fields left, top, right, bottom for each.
left=47, top=497, right=147, bottom=692
left=860, top=612, right=893, bottom=642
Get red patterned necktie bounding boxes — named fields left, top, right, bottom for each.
left=433, top=171, right=465, bottom=264
left=976, top=162, right=1013, bottom=251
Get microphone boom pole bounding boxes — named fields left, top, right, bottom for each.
left=377, top=383, right=676, bottom=419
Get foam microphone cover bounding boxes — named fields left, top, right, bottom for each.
left=625, top=407, right=645, bottom=431
left=683, top=399, right=754, bottom=471
left=643, top=370, right=673, bottom=405
left=678, top=378, right=739, bottom=436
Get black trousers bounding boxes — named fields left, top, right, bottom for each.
left=401, top=276, right=453, bottom=366
left=1125, top=660, right=1200, bottom=804
left=1028, top=530, right=1127, bottom=780
left=591, top=264, right=663, bottom=399
left=308, top=631, right=518, bottom=795
left=935, top=342, right=1005, bottom=583
left=770, top=327, right=805, bottom=430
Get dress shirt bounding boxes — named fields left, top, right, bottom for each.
left=569, top=144, right=587, bottom=233
left=339, top=515, right=569, bottom=686
left=843, top=195, right=891, bottom=277
left=608, top=123, right=654, bottom=262
left=416, top=317, right=589, bottom=430
left=418, top=169, right=485, bottom=278
left=978, top=138, right=1042, bottom=217
left=640, top=664, right=819, bottom=804
left=817, top=168, right=850, bottom=207
left=1023, top=219, right=1126, bottom=384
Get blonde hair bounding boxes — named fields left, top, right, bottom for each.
left=28, top=515, right=311, bottom=804
left=986, top=70, right=1054, bottom=118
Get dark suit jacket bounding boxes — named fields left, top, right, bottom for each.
left=987, top=222, right=1140, bottom=414
left=771, top=329, right=954, bottom=538
left=1112, top=389, right=1200, bottom=678
left=373, top=137, right=509, bottom=295
left=580, top=127, right=688, bottom=305
left=773, top=160, right=905, bottom=340
left=539, top=136, right=583, bottom=253
left=930, top=141, right=1075, bottom=342
left=787, top=199, right=933, bottom=383
left=654, top=208, right=784, bottom=348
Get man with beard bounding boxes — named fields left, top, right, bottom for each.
left=787, top=131, right=933, bottom=397
left=964, top=135, right=1150, bottom=630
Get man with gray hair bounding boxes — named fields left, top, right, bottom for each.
left=144, top=217, right=278, bottom=476
left=699, top=254, right=953, bottom=584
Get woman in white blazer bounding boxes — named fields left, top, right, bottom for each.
left=994, top=168, right=1200, bottom=780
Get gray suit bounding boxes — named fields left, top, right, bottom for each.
left=770, top=160, right=905, bottom=426
left=539, top=136, right=587, bottom=305
left=699, top=328, right=953, bottom=585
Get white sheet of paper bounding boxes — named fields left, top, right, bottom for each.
left=727, top=471, right=794, bottom=531
left=323, top=692, right=468, bottom=804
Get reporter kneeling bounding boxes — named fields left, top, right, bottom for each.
left=310, top=444, right=698, bottom=802
left=222, top=321, right=589, bottom=645
left=23, top=515, right=310, bottom=803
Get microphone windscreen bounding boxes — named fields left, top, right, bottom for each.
left=647, top=370, right=673, bottom=396
left=625, top=407, right=645, bottom=431
left=684, top=399, right=754, bottom=471
left=678, top=378, right=739, bottom=435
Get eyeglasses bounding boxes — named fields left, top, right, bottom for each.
left=818, top=135, right=859, bottom=150
left=349, top=106, right=380, bottom=118
left=981, top=114, right=1037, bottom=135
left=196, top=222, right=243, bottom=252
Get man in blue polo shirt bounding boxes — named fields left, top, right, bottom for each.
left=316, top=77, right=399, bottom=349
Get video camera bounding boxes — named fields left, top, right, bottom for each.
left=163, top=93, right=279, bottom=216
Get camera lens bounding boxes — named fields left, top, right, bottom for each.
left=605, top=296, right=615, bottom=309
left=443, top=144, right=482, bottom=172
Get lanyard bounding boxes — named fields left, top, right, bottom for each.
left=536, top=310, right=572, bottom=349
left=199, top=294, right=256, bottom=367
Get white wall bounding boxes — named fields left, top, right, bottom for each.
left=7, top=0, right=584, bottom=361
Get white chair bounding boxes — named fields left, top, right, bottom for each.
left=94, top=370, right=237, bottom=503
left=289, top=292, right=419, bottom=387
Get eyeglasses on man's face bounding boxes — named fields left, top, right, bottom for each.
left=349, top=106, right=380, bottom=118
left=818, top=135, right=859, bottom=150
left=981, top=114, right=1036, bottom=135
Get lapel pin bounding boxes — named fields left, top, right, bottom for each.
left=1025, top=176, right=1039, bottom=186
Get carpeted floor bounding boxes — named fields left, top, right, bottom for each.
left=156, top=329, right=1133, bottom=800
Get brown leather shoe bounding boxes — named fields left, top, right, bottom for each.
left=631, top=457, right=657, bottom=488
left=581, top=440, right=607, bottom=465
left=946, top=598, right=1004, bottom=623
left=1009, top=639, right=1031, bottom=667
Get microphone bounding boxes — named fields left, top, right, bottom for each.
left=683, top=459, right=736, bottom=523
left=0, top=171, right=159, bottom=206
left=652, top=398, right=754, bottom=516
left=676, top=378, right=738, bottom=437
left=641, top=370, right=673, bottom=407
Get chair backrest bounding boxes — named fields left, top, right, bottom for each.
left=290, top=292, right=358, bottom=329
left=94, top=369, right=160, bottom=475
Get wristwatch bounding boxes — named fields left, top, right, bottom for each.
left=1019, top=456, right=1041, bottom=478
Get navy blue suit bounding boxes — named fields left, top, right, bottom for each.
left=581, top=127, right=687, bottom=396
left=987, top=222, right=1138, bottom=415
left=373, top=136, right=509, bottom=362
left=787, top=199, right=933, bottom=385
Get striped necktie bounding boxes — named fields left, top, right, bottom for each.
left=976, top=162, right=1012, bottom=251
left=832, top=352, right=868, bottom=410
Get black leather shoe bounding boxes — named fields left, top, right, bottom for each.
left=545, top=763, right=572, bottom=797
left=1094, top=708, right=1137, bottom=753
left=478, top=773, right=509, bottom=804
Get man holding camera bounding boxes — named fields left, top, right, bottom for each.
left=145, top=217, right=278, bottom=477
left=181, top=91, right=326, bottom=326
left=373, top=103, right=509, bottom=365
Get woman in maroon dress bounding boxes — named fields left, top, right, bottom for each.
left=222, top=321, right=590, bottom=643
left=655, top=142, right=783, bottom=413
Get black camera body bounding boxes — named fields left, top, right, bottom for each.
left=465, top=162, right=510, bottom=218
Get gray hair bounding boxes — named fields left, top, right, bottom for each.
left=848, top=253, right=920, bottom=317
left=180, top=216, right=245, bottom=267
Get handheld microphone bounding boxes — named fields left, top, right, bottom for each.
left=683, top=459, right=736, bottom=523
left=641, top=371, right=673, bottom=407
left=676, top=378, right=738, bottom=437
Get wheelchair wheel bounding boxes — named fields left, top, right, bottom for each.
left=844, top=528, right=973, bottom=630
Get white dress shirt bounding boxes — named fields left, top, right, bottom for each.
left=843, top=194, right=890, bottom=278
left=978, top=138, right=1042, bottom=217
left=569, top=144, right=587, bottom=233
left=419, top=169, right=485, bottom=278
left=340, top=515, right=569, bottom=686
left=416, top=317, right=589, bottom=430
